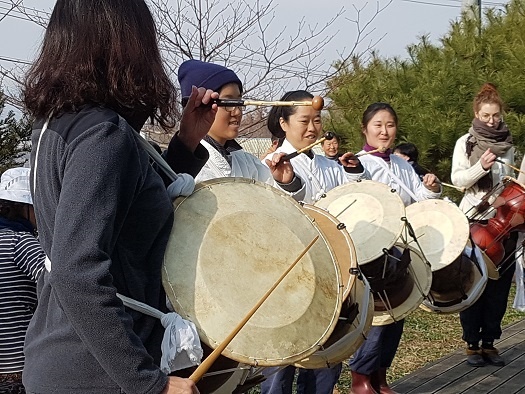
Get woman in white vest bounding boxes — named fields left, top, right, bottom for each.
left=349, top=102, right=441, bottom=394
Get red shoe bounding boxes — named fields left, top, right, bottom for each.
left=349, top=371, right=379, bottom=394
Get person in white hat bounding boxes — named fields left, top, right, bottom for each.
left=0, top=167, right=45, bottom=393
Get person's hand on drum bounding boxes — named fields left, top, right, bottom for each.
left=339, top=152, right=361, bottom=168
left=422, top=173, right=441, bottom=192
left=266, top=152, right=295, bottom=184
left=480, top=148, right=497, bottom=170
left=178, top=86, right=219, bottom=151
left=161, top=377, right=200, bottom=394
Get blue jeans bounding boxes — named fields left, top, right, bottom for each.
left=349, top=320, right=405, bottom=375
left=261, top=364, right=342, bottom=394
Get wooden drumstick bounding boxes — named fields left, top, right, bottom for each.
left=495, top=159, right=525, bottom=176
left=211, top=96, right=324, bottom=111
left=189, top=235, right=320, bottom=383
left=355, top=147, right=388, bottom=157
left=281, top=132, right=335, bottom=161
left=440, top=182, right=466, bottom=193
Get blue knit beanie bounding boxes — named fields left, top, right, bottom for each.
left=178, top=59, right=243, bottom=99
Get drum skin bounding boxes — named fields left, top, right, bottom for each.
left=314, top=180, right=406, bottom=265
left=301, top=204, right=358, bottom=300
left=163, top=178, right=343, bottom=366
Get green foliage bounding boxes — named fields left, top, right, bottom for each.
left=327, top=0, right=525, bottom=196
left=0, top=90, right=32, bottom=174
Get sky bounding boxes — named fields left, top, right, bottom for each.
left=0, top=0, right=507, bottom=96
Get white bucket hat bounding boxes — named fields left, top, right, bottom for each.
left=0, top=167, right=33, bottom=205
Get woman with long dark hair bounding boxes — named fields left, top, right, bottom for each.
left=22, top=1, right=217, bottom=393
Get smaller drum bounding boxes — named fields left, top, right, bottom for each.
left=314, top=180, right=406, bottom=265
left=163, top=178, right=343, bottom=366
left=404, top=199, right=488, bottom=313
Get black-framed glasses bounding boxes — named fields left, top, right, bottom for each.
left=222, top=106, right=243, bottom=113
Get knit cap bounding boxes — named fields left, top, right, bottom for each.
left=178, top=59, right=242, bottom=98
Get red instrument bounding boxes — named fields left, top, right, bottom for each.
left=470, top=177, right=525, bottom=267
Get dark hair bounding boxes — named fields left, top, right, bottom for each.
left=322, top=132, right=340, bottom=145
left=473, top=83, right=504, bottom=114
left=394, top=142, right=419, bottom=162
left=267, top=90, right=314, bottom=138
left=23, top=0, right=177, bottom=129
left=0, top=200, right=26, bottom=221
left=361, top=102, right=398, bottom=130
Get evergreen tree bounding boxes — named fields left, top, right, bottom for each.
left=0, top=89, right=32, bottom=173
left=327, top=0, right=525, bottom=196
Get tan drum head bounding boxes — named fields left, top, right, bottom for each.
left=420, top=242, right=488, bottom=314
left=294, top=277, right=374, bottom=369
left=301, top=204, right=358, bottom=300
left=372, top=244, right=432, bottom=326
left=314, top=180, right=406, bottom=265
left=163, top=178, right=343, bottom=366
left=405, top=199, right=470, bottom=272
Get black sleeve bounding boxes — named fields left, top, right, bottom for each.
left=161, top=135, right=209, bottom=184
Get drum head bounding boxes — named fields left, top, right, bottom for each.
left=314, top=180, right=406, bottom=264
left=163, top=178, right=343, bottom=366
left=301, top=204, right=358, bottom=300
left=372, top=244, right=432, bottom=326
left=405, top=199, right=470, bottom=272
left=294, top=277, right=374, bottom=369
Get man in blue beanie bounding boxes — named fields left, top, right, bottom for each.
left=178, top=59, right=304, bottom=196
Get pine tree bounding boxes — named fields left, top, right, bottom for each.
left=0, top=90, right=32, bottom=173
left=327, top=0, right=525, bottom=197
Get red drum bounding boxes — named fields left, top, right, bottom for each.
left=470, top=177, right=525, bottom=268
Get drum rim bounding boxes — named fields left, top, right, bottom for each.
left=301, top=204, right=358, bottom=300
left=164, top=177, right=344, bottom=366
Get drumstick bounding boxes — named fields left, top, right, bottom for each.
left=211, top=96, right=325, bottom=111
left=441, top=182, right=466, bottom=193
left=355, top=147, right=388, bottom=157
left=495, top=159, right=525, bottom=176
left=280, top=132, right=335, bottom=161
left=189, top=235, right=320, bottom=383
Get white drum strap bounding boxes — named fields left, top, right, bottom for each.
left=373, top=156, right=420, bottom=202
left=33, top=117, right=53, bottom=273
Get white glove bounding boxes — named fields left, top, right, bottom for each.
left=167, top=173, right=195, bottom=199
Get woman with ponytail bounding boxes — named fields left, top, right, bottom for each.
left=260, top=90, right=368, bottom=394
left=451, top=83, right=515, bottom=367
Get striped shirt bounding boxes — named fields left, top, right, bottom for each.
left=0, top=229, right=45, bottom=373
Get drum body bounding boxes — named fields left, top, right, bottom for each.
left=163, top=178, right=343, bottom=366
left=470, top=177, right=525, bottom=269
left=404, top=199, right=488, bottom=313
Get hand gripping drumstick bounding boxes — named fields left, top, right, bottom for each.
left=440, top=182, right=466, bottom=193
left=355, top=146, right=388, bottom=157
left=211, top=96, right=325, bottom=111
left=281, top=132, right=336, bottom=161
left=495, top=158, right=525, bottom=177
left=189, top=235, right=320, bottom=383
